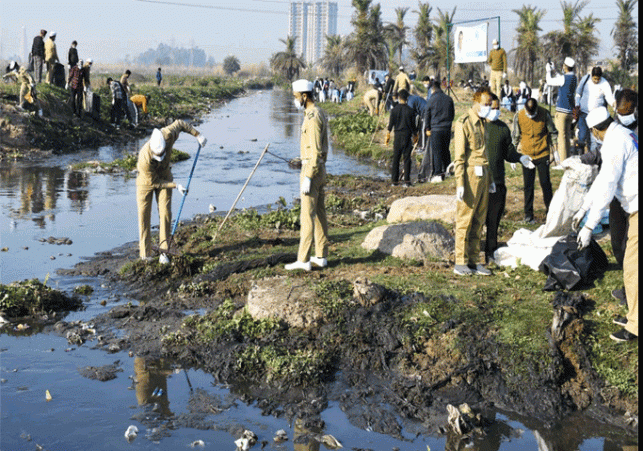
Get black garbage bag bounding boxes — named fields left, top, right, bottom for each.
left=539, top=233, right=609, bottom=291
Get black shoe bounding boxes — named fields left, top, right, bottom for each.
left=610, top=328, right=637, bottom=342
left=613, top=316, right=628, bottom=327
left=391, top=182, right=399, bottom=187
left=611, top=288, right=627, bottom=306
left=524, top=217, right=536, bottom=224
left=417, top=177, right=427, bottom=184
left=404, top=181, right=412, bottom=187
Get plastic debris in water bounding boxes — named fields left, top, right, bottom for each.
left=15, top=323, right=30, bottom=331
left=318, top=434, right=343, bottom=449
left=124, top=425, right=138, bottom=442
left=190, top=440, right=205, bottom=448
left=45, top=390, right=52, bottom=402
left=234, top=437, right=249, bottom=450
left=273, top=429, right=288, bottom=442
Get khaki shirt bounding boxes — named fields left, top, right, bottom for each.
left=136, top=120, right=200, bottom=187
left=120, top=74, right=131, bottom=97
left=454, top=108, right=488, bottom=188
left=488, top=48, right=507, bottom=72
left=300, top=104, right=328, bottom=181
left=393, top=72, right=411, bottom=95
left=44, top=38, right=58, bottom=63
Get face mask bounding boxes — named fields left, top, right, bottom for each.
left=493, top=44, right=499, bottom=50
left=487, top=109, right=501, bottom=121
left=618, top=113, right=636, bottom=126
left=423, top=84, right=429, bottom=89
left=526, top=111, right=536, bottom=119
left=294, top=98, right=304, bottom=110
left=478, top=105, right=491, bottom=118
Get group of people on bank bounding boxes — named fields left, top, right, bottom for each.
left=313, top=76, right=356, bottom=103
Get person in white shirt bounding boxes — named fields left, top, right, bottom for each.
left=575, top=66, right=616, bottom=153
left=574, top=106, right=638, bottom=342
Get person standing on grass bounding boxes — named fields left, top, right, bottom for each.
left=31, top=29, right=47, bottom=84
left=385, top=89, right=418, bottom=187
left=420, top=81, right=455, bottom=183
left=545, top=57, right=577, bottom=162
left=156, top=67, right=162, bottom=86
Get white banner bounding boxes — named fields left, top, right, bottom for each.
left=454, top=23, right=488, bottom=63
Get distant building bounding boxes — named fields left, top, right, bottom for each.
left=289, top=1, right=338, bottom=66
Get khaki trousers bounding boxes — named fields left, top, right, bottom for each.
left=297, top=176, right=329, bottom=262
left=554, top=111, right=573, bottom=161
left=137, top=185, right=172, bottom=258
left=624, top=212, right=638, bottom=336
left=455, top=166, right=490, bottom=265
left=490, top=70, right=503, bottom=97
left=19, top=83, right=32, bottom=107
left=46, top=60, right=56, bottom=84
left=364, top=91, right=379, bottom=116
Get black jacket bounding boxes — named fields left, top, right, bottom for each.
left=423, top=90, right=455, bottom=131
left=32, top=36, right=45, bottom=58
left=388, top=103, right=418, bottom=135
left=68, top=47, right=79, bottom=67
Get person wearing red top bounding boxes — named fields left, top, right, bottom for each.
left=67, top=60, right=84, bottom=117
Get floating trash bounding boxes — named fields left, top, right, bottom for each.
left=124, top=425, right=138, bottom=442
left=45, top=390, right=52, bottom=402
left=318, top=434, right=343, bottom=449
left=273, top=429, right=288, bottom=443
left=190, top=440, right=205, bottom=448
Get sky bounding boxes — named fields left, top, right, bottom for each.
left=0, top=0, right=636, bottom=67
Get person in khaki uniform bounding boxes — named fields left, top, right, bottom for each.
left=2, top=62, right=36, bottom=109
left=453, top=88, right=493, bottom=276
left=392, top=66, right=411, bottom=98
left=511, top=98, right=558, bottom=223
left=44, top=32, right=59, bottom=84
left=487, top=39, right=507, bottom=97
left=137, top=120, right=207, bottom=262
left=363, top=88, right=381, bottom=116
left=285, top=79, right=329, bottom=272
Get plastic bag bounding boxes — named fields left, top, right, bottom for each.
left=539, top=233, right=608, bottom=291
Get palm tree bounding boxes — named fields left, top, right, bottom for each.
left=611, top=0, right=638, bottom=71
left=270, top=36, right=306, bottom=81
left=411, top=2, right=434, bottom=74
left=511, top=5, right=545, bottom=85
left=320, top=35, right=345, bottom=77
left=384, top=7, right=410, bottom=65
left=574, top=14, right=601, bottom=75
left=429, top=7, right=456, bottom=79
left=345, top=0, right=388, bottom=74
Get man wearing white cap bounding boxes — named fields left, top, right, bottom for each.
left=575, top=106, right=638, bottom=342
left=44, top=31, right=59, bottom=84
left=136, top=120, right=207, bottom=262
left=285, top=79, right=329, bottom=271
left=546, top=57, right=577, bottom=162
left=392, top=66, right=411, bottom=99
left=487, top=38, right=507, bottom=97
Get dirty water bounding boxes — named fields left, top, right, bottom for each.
left=0, top=90, right=636, bottom=450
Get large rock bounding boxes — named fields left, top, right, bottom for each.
left=361, top=221, right=454, bottom=261
left=387, top=195, right=456, bottom=224
left=247, top=276, right=323, bottom=328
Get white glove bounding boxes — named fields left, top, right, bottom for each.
left=489, top=182, right=496, bottom=194
left=197, top=134, right=207, bottom=147
left=577, top=226, right=592, bottom=250
left=301, top=177, right=312, bottom=195
left=456, top=186, right=465, bottom=202
left=176, top=184, right=188, bottom=196
left=545, top=63, right=551, bottom=73
left=520, top=155, right=535, bottom=169
left=571, top=208, right=586, bottom=232
left=502, top=72, right=507, bottom=79
left=553, top=150, right=560, bottom=166
left=65, top=82, right=69, bottom=90
left=510, top=162, right=517, bottom=171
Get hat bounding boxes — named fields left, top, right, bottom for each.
left=78, top=59, right=83, bottom=67
left=519, top=81, right=526, bottom=90
left=8, top=61, right=16, bottom=71
left=50, top=31, right=56, bottom=37
left=292, top=79, right=313, bottom=92
left=399, top=65, right=404, bottom=71
left=586, top=107, right=610, bottom=128
left=492, top=39, right=498, bottom=45
left=150, top=129, right=166, bottom=161
left=429, top=75, right=435, bottom=80
left=564, top=57, right=575, bottom=68
left=87, top=58, right=93, bottom=64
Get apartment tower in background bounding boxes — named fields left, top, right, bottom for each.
left=288, top=1, right=338, bottom=66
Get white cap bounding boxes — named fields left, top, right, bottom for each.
left=586, top=107, right=610, bottom=128
left=150, top=129, right=166, bottom=161
left=8, top=61, right=16, bottom=70
left=50, top=31, right=56, bottom=37
left=78, top=59, right=83, bottom=67
left=87, top=58, right=93, bottom=64
left=492, top=39, right=498, bottom=45
left=519, top=81, right=526, bottom=90
left=399, top=65, right=404, bottom=71
left=564, top=57, right=575, bottom=68
left=292, top=79, right=313, bottom=93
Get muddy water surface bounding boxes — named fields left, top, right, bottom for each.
left=0, top=90, right=634, bottom=450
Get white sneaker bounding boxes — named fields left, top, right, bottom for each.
left=430, top=175, right=443, bottom=183
left=285, top=261, right=311, bottom=271
left=310, top=256, right=328, bottom=268
left=472, top=264, right=491, bottom=275
left=159, top=253, right=170, bottom=264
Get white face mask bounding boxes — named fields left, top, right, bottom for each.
left=487, top=109, right=501, bottom=121
left=294, top=98, right=304, bottom=110
left=478, top=105, right=491, bottom=118
left=618, top=113, right=636, bottom=126
left=526, top=111, right=536, bottom=119
left=493, top=44, right=499, bottom=50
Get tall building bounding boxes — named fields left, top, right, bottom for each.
left=289, top=1, right=338, bottom=66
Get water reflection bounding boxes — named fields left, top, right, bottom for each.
left=134, top=357, right=173, bottom=417
left=269, top=88, right=298, bottom=139
left=293, top=417, right=322, bottom=451
left=66, top=170, right=90, bottom=213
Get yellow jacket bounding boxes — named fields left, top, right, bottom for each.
left=487, top=48, right=507, bottom=72
left=45, top=38, right=58, bottom=63
left=136, top=120, right=200, bottom=187
left=300, top=104, right=328, bottom=181
left=454, top=108, right=488, bottom=188
left=131, top=94, right=148, bottom=113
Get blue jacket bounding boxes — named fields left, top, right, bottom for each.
left=423, top=90, right=455, bottom=131
left=556, top=73, right=577, bottom=113
left=407, top=95, right=427, bottom=118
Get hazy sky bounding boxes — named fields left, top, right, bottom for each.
left=0, top=0, right=636, bottom=67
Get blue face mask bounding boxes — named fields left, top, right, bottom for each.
left=487, top=109, right=501, bottom=121
left=478, top=105, right=491, bottom=118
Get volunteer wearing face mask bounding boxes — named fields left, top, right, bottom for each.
left=285, top=79, right=329, bottom=272
left=484, top=93, right=535, bottom=262
left=453, top=88, right=493, bottom=276
left=137, top=120, right=207, bottom=263
left=487, top=39, right=507, bottom=97
left=545, top=57, right=577, bottom=162
left=511, top=98, right=558, bottom=224
left=574, top=107, right=638, bottom=342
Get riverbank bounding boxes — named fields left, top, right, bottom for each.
left=1, top=84, right=637, bottom=445
left=0, top=74, right=273, bottom=159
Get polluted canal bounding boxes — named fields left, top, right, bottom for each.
left=0, top=89, right=635, bottom=450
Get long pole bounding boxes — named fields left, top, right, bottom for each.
left=171, top=144, right=202, bottom=237
left=212, top=143, right=270, bottom=243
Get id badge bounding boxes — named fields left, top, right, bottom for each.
left=475, top=165, right=484, bottom=177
